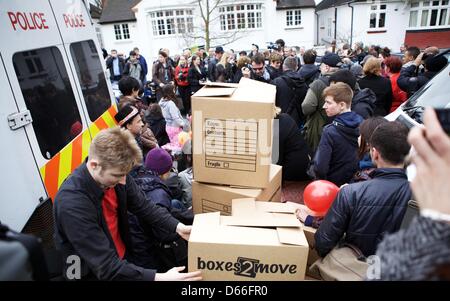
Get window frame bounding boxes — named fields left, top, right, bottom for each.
left=150, top=9, right=194, bottom=37
left=114, top=23, right=131, bottom=41
left=368, top=3, right=387, bottom=30
left=218, top=3, right=263, bottom=31
left=408, top=0, right=450, bottom=29
left=285, top=9, right=302, bottom=28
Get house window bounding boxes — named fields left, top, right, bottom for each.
left=114, top=24, right=130, bottom=40
left=286, top=10, right=301, bottom=27
left=369, top=4, right=386, bottom=29
left=150, top=9, right=194, bottom=36
left=408, top=0, right=450, bottom=28
left=219, top=3, right=263, bottom=31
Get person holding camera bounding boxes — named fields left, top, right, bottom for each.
left=241, top=53, right=271, bottom=83
left=397, top=52, right=448, bottom=97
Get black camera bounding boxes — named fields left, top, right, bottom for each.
left=435, top=108, right=450, bottom=135
left=267, top=42, right=280, bottom=51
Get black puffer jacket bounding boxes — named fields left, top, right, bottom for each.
left=352, top=88, right=376, bottom=119
left=315, top=168, right=412, bottom=257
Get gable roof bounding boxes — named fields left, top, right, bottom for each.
left=276, top=0, right=316, bottom=9
left=99, top=0, right=141, bottom=24
left=316, top=0, right=364, bottom=11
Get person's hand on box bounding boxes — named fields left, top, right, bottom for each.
left=176, top=223, right=192, bottom=241
left=155, top=266, right=202, bottom=281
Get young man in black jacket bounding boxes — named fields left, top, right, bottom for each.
left=315, top=121, right=412, bottom=258
left=53, top=127, right=201, bottom=281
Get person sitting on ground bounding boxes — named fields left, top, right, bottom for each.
left=53, top=127, right=201, bottom=281
left=315, top=121, right=412, bottom=258
left=159, top=84, right=186, bottom=152
left=308, top=83, right=363, bottom=186
left=128, top=147, right=194, bottom=272
left=178, top=139, right=193, bottom=208
left=114, top=104, right=157, bottom=159
left=145, top=103, right=170, bottom=147
left=375, top=108, right=450, bottom=280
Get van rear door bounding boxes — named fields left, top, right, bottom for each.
left=0, top=0, right=93, bottom=229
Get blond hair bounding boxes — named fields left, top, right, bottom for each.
left=89, top=127, right=142, bottom=172
left=323, top=82, right=353, bottom=107
left=363, top=57, right=382, bottom=76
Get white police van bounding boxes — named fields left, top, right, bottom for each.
left=0, top=0, right=116, bottom=236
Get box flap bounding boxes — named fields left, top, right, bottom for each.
left=277, top=227, right=309, bottom=246
left=202, top=81, right=239, bottom=88
left=193, top=86, right=236, bottom=97
left=230, top=77, right=276, bottom=104
left=223, top=212, right=301, bottom=228
left=255, top=201, right=296, bottom=214
left=192, top=211, right=221, bottom=227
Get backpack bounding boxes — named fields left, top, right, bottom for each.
left=280, top=75, right=309, bottom=125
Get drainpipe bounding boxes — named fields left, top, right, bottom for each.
left=334, top=3, right=337, bottom=44
left=348, top=1, right=354, bottom=47
left=315, top=10, right=319, bottom=45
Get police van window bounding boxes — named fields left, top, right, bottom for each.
left=13, top=47, right=83, bottom=160
left=70, top=40, right=110, bottom=122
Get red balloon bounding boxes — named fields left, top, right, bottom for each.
left=303, top=180, right=340, bottom=215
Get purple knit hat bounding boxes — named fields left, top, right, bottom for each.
left=144, top=148, right=173, bottom=175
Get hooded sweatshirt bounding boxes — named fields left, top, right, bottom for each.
left=298, top=64, right=320, bottom=86
left=312, top=111, right=363, bottom=186
left=352, top=88, right=376, bottom=119
left=159, top=99, right=185, bottom=128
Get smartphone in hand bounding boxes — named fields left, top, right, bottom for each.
left=435, top=108, right=450, bottom=135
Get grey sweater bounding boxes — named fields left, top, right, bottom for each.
left=375, top=215, right=450, bottom=280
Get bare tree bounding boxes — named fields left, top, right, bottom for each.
left=182, top=0, right=246, bottom=51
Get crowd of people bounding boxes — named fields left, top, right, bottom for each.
left=50, top=39, right=450, bottom=281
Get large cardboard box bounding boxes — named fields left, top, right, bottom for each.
left=188, top=199, right=309, bottom=281
left=192, top=164, right=282, bottom=215
left=191, top=78, right=276, bottom=188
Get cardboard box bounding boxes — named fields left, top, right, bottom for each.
left=192, top=78, right=276, bottom=188
left=192, top=164, right=282, bottom=215
left=284, top=202, right=321, bottom=273
left=188, top=199, right=309, bottom=281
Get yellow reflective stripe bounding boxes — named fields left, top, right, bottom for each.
left=58, top=142, right=73, bottom=188
left=82, top=130, right=91, bottom=161
left=89, top=122, right=101, bottom=139
left=40, top=165, right=46, bottom=183
left=102, top=111, right=117, bottom=128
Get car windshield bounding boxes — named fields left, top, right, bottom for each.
left=404, top=63, right=450, bottom=110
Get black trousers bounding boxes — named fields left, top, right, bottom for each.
left=178, top=86, right=191, bottom=115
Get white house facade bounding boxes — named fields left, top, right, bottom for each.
left=99, top=0, right=317, bottom=60
left=316, top=0, right=450, bottom=52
